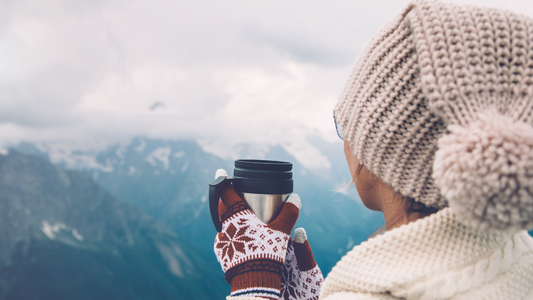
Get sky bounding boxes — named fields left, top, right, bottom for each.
left=0, top=0, right=532, bottom=170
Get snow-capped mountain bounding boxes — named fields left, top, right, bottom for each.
left=11, top=137, right=384, bottom=276
left=0, top=150, right=228, bottom=299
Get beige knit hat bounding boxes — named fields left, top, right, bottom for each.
left=335, top=0, right=533, bottom=233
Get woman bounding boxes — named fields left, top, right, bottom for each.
left=214, top=0, right=533, bottom=299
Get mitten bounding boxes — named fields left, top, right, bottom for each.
left=280, top=228, right=323, bottom=300
left=214, top=170, right=301, bottom=299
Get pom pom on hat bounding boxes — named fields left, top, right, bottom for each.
left=433, top=111, right=533, bottom=233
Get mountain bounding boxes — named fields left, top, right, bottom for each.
left=12, top=138, right=383, bottom=276
left=7, top=138, right=533, bottom=288
left=0, top=150, right=228, bottom=299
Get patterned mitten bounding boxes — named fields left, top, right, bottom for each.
left=280, top=228, right=323, bottom=300
left=214, top=170, right=301, bottom=299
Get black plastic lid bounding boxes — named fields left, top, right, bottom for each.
left=233, top=159, right=293, bottom=194
left=235, top=159, right=292, bottom=171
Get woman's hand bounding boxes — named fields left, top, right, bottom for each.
left=281, top=228, right=323, bottom=300
left=213, top=170, right=301, bottom=299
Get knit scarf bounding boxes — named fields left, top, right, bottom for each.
left=320, top=208, right=533, bottom=300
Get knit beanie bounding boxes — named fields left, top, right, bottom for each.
left=334, top=0, right=533, bottom=233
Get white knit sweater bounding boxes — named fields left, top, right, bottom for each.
left=228, top=208, right=533, bottom=299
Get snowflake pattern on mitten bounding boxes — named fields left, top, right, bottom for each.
left=215, top=211, right=290, bottom=273
left=280, top=239, right=323, bottom=300
left=213, top=180, right=301, bottom=299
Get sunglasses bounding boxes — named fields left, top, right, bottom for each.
left=333, top=110, right=344, bottom=141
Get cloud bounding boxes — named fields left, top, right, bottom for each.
left=0, top=0, right=532, bottom=169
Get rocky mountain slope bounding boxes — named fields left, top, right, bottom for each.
left=13, top=138, right=384, bottom=276
left=0, top=150, right=228, bottom=299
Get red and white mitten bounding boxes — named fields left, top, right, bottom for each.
left=214, top=170, right=301, bottom=299
left=280, top=228, right=323, bottom=300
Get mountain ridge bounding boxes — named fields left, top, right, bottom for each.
left=0, top=150, right=228, bottom=299
left=10, top=137, right=384, bottom=276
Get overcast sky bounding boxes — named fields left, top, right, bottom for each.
left=1, top=0, right=532, bottom=169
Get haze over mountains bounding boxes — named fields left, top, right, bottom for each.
left=3, top=137, right=384, bottom=298
left=0, top=150, right=228, bottom=299
left=13, top=137, right=384, bottom=270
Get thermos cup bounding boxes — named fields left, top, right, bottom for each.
left=209, top=159, right=293, bottom=232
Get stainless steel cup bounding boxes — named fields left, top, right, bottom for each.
left=209, top=159, right=293, bottom=232
left=239, top=193, right=291, bottom=224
